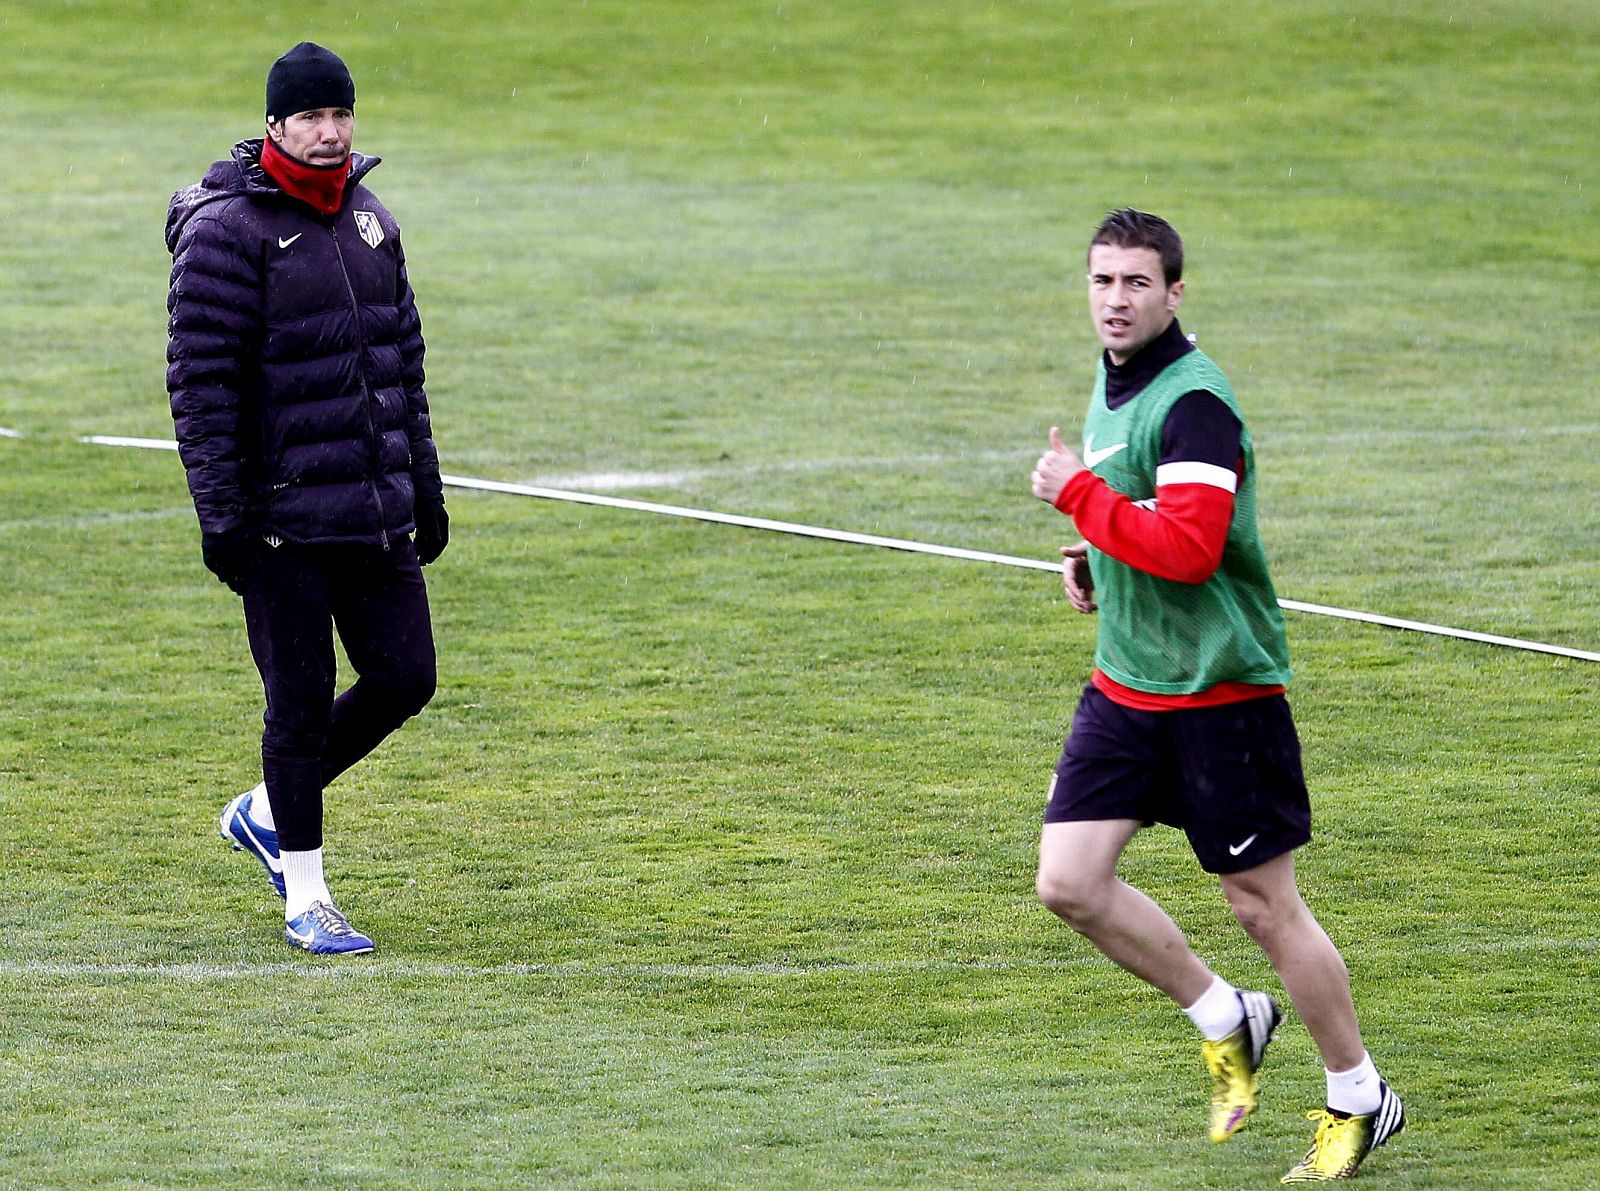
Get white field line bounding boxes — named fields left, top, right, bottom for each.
left=81, top=434, right=1600, bottom=663
left=83, top=434, right=180, bottom=450
left=444, top=472, right=1600, bottom=664
left=3, top=937, right=1594, bottom=983
left=1272, top=599, right=1600, bottom=660
left=0, top=426, right=24, bottom=438
left=446, top=471, right=1068, bottom=571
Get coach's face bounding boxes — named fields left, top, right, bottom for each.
left=268, top=107, right=355, bottom=167
left=1087, top=244, right=1183, bottom=364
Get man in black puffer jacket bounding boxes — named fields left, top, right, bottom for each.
left=166, top=42, right=446, bottom=956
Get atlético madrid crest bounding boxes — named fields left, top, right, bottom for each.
left=353, top=210, right=384, bottom=249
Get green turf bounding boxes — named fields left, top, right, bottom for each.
left=3, top=1, right=1599, bottom=1186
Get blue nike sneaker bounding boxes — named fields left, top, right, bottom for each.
left=285, top=901, right=375, bottom=956
left=219, top=786, right=285, bottom=899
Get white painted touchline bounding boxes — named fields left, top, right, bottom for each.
left=1273, top=600, right=1600, bottom=662
left=80, top=434, right=1600, bottom=663
left=0, top=427, right=24, bottom=438
left=83, top=435, right=178, bottom=450
left=444, top=471, right=1064, bottom=571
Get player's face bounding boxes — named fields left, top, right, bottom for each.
left=1087, top=244, right=1183, bottom=364
left=268, top=107, right=355, bottom=167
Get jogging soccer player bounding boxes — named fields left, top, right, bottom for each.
left=165, top=43, right=447, bottom=955
left=1028, top=209, right=1404, bottom=1182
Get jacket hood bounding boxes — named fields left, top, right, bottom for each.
left=164, top=139, right=380, bottom=253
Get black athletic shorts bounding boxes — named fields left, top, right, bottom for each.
left=1044, top=685, right=1312, bottom=874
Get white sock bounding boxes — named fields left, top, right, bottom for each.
left=1326, top=1052, right=1382, bottom=1115
left=281, top=848, right=333, bottom=920
left=244, top=781, right=275, bottom=831
left=1183, top=974, right=1244, bottom=1041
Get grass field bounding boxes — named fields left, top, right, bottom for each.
left=3, top=1, right=1599, bottom=1186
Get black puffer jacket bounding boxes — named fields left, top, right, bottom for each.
left=165, top=139, right=442, bottom=546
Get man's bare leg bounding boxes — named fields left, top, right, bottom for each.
left=1037, top=819, right=1214, bottom=1005
left=1218, top=851, right=1364, bottom=1071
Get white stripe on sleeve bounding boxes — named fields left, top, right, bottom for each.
left=1155, top=461, right=1238, bottom=492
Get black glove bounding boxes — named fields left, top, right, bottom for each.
left=414, top=498, right=449, bottom=566
left=201, top=530, right=252, bottom=595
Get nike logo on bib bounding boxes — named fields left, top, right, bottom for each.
left=277, top=234, right=303, bottom=248
left=1083, top=436, right=1129, bottom=468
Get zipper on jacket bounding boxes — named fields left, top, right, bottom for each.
left=329, top=221, right=391, bottom=550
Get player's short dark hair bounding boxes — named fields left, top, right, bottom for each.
left=1088, top=208, right=1184, bottom=285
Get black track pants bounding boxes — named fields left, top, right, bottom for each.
left=240, top=536, right=436, bottom=851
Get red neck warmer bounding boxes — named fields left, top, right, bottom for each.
left=260, top=136, right=352, bottom=216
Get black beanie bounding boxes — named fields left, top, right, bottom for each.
left=266, top=42, right=356, bottom=121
